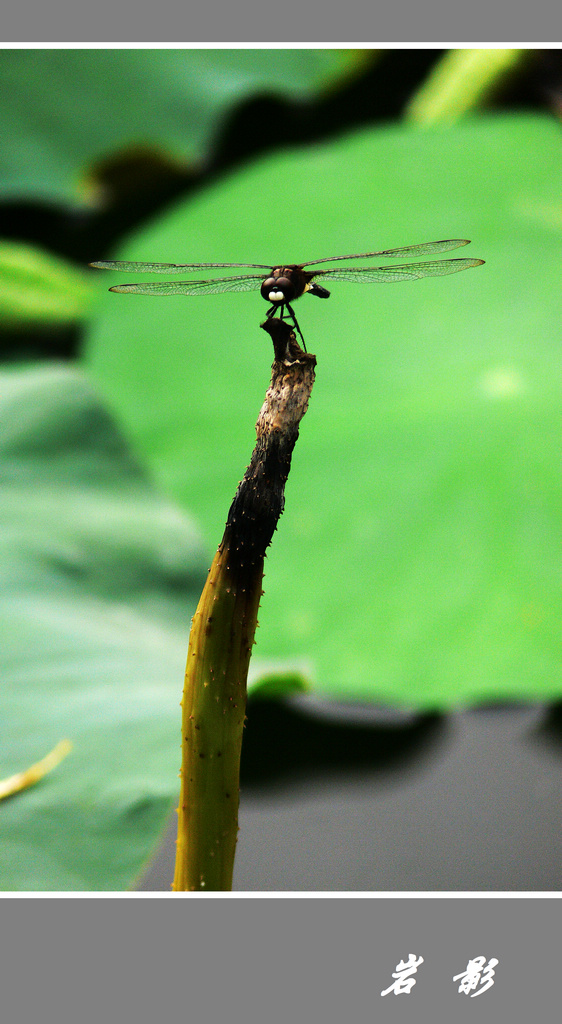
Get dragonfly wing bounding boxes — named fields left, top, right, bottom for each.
left=302, top=239, right=472, bottom=266
left=91, top=260, right=272, bottom=273
left=313, top=258, right=484, bottom=284
left=109, top=274, right=266, bottom=296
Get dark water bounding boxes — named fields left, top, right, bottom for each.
left=138, top=699, right=562, bottom=892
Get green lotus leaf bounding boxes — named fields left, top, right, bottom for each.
left=84, top=114, right=562, bottom=710
left=0, top=364, right=306, bottom=889
left=0, top=49, right=366, bottom=206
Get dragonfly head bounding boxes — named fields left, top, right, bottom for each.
left=261, top=268, right=298, bottom=305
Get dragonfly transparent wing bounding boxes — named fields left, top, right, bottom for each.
left=302, top=239, right=472, bottom=267
left=313, top=257, right=484, bottom=284
left=90, top=260, right=272, bottom=273
left=108, top=274, right=267, bottom=296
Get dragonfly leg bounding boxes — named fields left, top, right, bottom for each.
left=284, top=302, right=307, bottom=351
left=265, top=302, right=307, bottom=352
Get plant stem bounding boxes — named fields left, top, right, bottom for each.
left=173, top=318, right=316, bottom=891
left=0, top=740, right=73, bottom=801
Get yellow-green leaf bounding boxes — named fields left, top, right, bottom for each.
left=0, top=242, right=94, bottom=329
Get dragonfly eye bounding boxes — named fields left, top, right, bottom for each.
left=277, top=276, right=297, bottom=302
left=261, top=276, right=276, bottom=300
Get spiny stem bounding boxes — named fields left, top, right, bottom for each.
left=173, top=319, right=316, bottom=891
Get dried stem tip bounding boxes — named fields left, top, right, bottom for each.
left=225, top=318, right=316, bottom=585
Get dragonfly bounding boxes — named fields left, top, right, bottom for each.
left=90, top=239, right=484, bottom=350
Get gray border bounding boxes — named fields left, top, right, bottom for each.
left=1, top=1, right=560, bottom=43
left=0, top=898, right=560, bottom=1023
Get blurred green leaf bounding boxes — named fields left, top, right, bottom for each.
left=0, top=242, right=94, bottom=329
left=0, top=364, right=208, bottom=889
left=84, top=114, right=562, bottom=710
left=0, top=365, right=308, bottom=890
left=406, top=49, right=533, bottom=125
left=0, top=49, right=366, bottom=207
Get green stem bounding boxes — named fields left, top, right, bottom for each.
left=173, top=540, right=262, bottom=891
left=173, top=319, right=316, bottom=891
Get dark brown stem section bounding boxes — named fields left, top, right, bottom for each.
left=173, top=318, right=316, bottom=891
left=225, top=319, right=316, bottom=584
